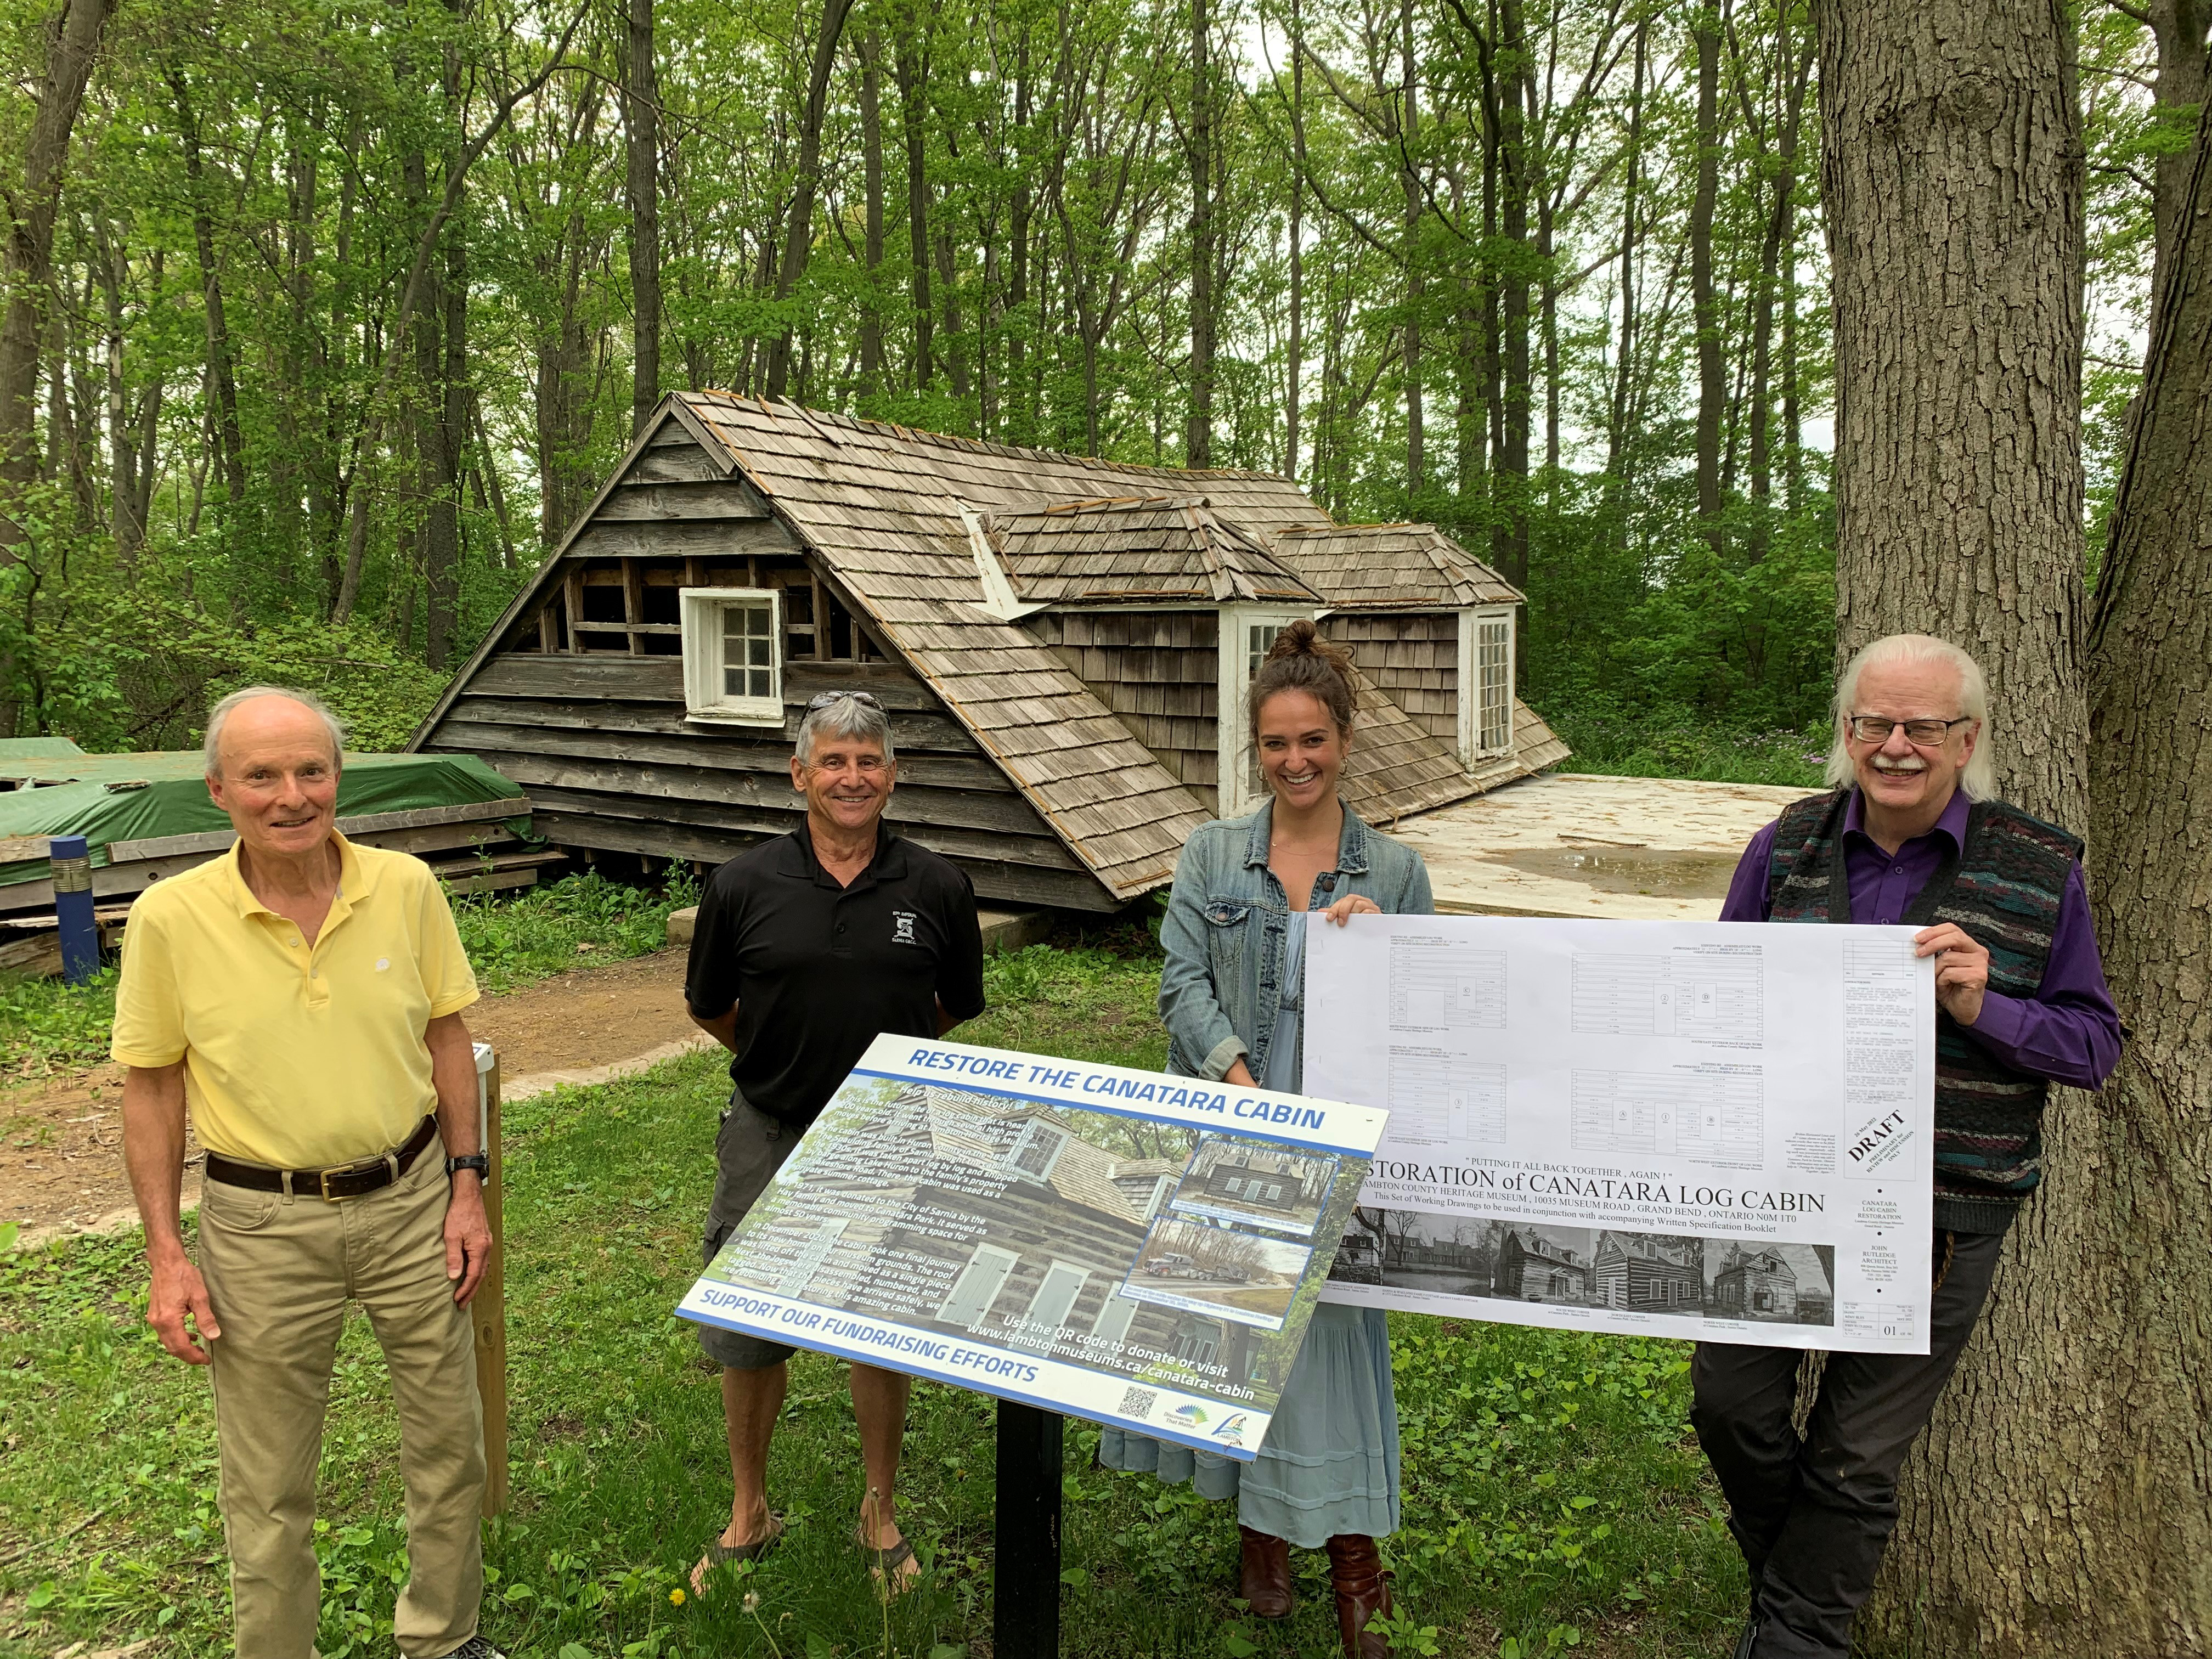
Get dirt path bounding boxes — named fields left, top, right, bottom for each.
left=2, top=948, right=697, bottom=1248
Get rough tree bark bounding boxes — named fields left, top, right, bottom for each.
left=763, top=0, right=855, bottom=397
left=0, top=0, right=115, bottom=501
left=1815, top=0, right=2087, bottom=826
left=1397, top=0, right=1423, bottom=496
left=625, top=0, right=661, bottom=432
left=1817, top=4, right=2153, bottom=1654
left=2072, top=82, right=2212, bottom=1659
left=894, top=18, right=933, bottom=391
left=858, top=27, right=887, bottom=399
left=1689, top=5, right=1724, bottom=551
left=1186, top=0, right=1214, bottom=468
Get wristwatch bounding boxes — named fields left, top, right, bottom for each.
left=446, top=1154, right=491, bottom=1180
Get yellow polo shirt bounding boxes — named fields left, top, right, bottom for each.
left=111, top=834, right=479, bottom=1169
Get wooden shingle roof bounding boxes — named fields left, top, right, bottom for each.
left=671, top=393, right=1334, bottom=898
left=991, top=496, right=1320, bottom=606
left=1274, top=522, right=1525, bottom=610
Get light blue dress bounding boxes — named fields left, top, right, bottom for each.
left=1100, top=913, right=1402, bottom=1548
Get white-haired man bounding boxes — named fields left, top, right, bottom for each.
left=682, top=689, right=985, bottom=1595
left=116, top=687, right=499, bottom=1659
left=1695, top=634, right=2121, bottom=1658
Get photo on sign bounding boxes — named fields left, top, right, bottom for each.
left=699, top=1073, right=1362, bottom=1408
left=1330, top=1211, right=1707, bottom=1315
left=1701, top=1239, right=1836, bottom=1326
left=1165, top=1133, right=1336, bottom=1237
left=1118, top=1214, right=1317, bottom=1330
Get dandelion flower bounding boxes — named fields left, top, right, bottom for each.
left=669, top=1588, right=686, bottom=1606
left=743, top=1591, right=762, bottom=1615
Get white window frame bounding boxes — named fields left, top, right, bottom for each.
left=1218, top=603, right=1318, bottom=817
left=680, top=587, right=783, bottom=726
left=1457, top=606, right=1516, bottom=765
left=1001, top=1119, right=1068, bottom=1185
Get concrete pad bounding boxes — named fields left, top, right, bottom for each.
left=1391, top=771, right=1821, bottom=922
left=665, top=905, right=698, bottom=949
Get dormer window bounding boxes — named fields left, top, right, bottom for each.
left=1218, top=603, right=1318, bottom=816
left=1002, top=1119, right=1068, bottom=1183
left=1458, top=606, right=1515, bottom=763
left=681, top=588, right=783, bottom=725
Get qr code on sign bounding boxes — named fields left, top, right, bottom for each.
left=1116, top=1386, right=1157, bottom=1419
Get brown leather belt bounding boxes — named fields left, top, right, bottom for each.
left=205, top=1114, right=441, bottom=1201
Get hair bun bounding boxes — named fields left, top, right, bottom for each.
left=1265, top=618, right=1326, bottom=661
left=1248, top=617, right=1358, bottom=740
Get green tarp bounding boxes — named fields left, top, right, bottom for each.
left=0, top=749, right=527, bottom=888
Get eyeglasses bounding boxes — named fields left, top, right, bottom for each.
left=1846, top=715, right=1973, bottom=747
left=805, top=690, right=883, bottom=713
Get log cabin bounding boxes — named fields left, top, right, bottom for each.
left=409, top=392, right=1569, bottom=912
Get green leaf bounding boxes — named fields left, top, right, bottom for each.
left=928, top=1647, right=968, bottom=1659
left=1059, top=1566, right=1088, bottom=1587
left=1221, top=1629, right=1260, bottom=1658
left=557, top=1644, right=593, bottom=1659
left=0, top=1220, right=18, bottom=1251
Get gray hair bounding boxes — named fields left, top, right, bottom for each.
left=202, top=686, right=348, bottom=778
left=795, top=693, right=895, bottom=766
left=1824, top=634, right=1995, bottom=800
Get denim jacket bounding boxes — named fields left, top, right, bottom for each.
left=1158, top=798, right=1435, bottom=1081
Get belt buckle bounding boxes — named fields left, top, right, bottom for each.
left=319, top=1167, right=346, bottom=1202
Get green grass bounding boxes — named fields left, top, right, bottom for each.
left=1548, top=710, right=1830, bottom=791
left=0, top=944, right=1745, bottom=1659
left=0, top=869, right=699, bottom=1081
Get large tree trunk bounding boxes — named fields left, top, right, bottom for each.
left=625, top=0, right=661, bottom=432
left=1397, top=0, right=1422, bottom=497
left=2071, top=86, right=2212, bottom=1659
left=0, top=0, right=114, bottom=510
left=1285, top=0, right=1305, bottom=481
left=170, top=72, right=247, bottom=520
left=764, top=0, right=855, bottom=397
left=1689, top=5, right=1724, bottom=551
left=1494, top=0, right=1531, bottom=586
left=1816, top=0, right=2087, bottom=826
left=1819, top=4, right=2119, bottom=1651
left=2143, top=0, right=2209, bottom=315
left=859, top=27, right=887, bottom=400
left=1186, top=0, right=1214, bottom=469
left=895, top=22, right=933, bottom=391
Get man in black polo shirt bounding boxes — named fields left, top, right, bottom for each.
left=684, top=690, right=985, bottom=1595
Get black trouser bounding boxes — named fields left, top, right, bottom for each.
left=1689, top=1227, right=2006, bottom=1659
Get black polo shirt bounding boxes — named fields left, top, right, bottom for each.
left=684, top=822, right=986, bottom=1126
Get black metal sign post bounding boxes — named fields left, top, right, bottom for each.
left=993, top=1401, right=1064, bottom=1657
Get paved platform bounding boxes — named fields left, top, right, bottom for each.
left=1390, top=771, right=1821, bottom=922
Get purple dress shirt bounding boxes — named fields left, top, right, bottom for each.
left=1721, top=788, right=2121, bottom=1090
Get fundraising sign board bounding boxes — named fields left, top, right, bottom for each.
left=676, top=1035, right=1389, bottom=1459
left=1307, top=916, right=1936, bottom=1354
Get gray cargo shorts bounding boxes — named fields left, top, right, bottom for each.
left=698, top=1089, right=802, bottom=1371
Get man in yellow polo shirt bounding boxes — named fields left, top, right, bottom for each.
left=116, top=686, right=501, bottom=1659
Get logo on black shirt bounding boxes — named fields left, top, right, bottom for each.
left=891, top=910, right=919, bottom=945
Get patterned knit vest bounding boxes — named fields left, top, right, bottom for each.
left=1765, top=789, right=2081, bottom=1233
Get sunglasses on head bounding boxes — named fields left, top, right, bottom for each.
left=805, top=690, right=883, bottom=712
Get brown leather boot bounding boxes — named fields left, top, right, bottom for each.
left=1325, top=1533, right=1395, bottom=1657
left=1237, top=1525, right=1294, bottom=1618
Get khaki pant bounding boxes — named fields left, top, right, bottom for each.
left=199, top=1138, right=484, bottom=1659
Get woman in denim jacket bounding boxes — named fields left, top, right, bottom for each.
left=1100, top=622, right=1431, bottom=1658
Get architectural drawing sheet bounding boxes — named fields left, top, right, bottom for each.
left=676, top=1035, right=1387, bottom=1460
left=1307, top=918, right=1935, bottom=1354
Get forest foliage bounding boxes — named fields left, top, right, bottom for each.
left=0, top=0, right=2169, bottom=755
